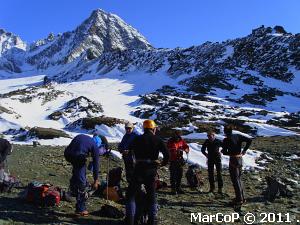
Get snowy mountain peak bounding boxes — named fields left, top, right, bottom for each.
left=0, top=28, right=27, bottom=56
left=25, top=8, right=152, bottom=69
left=78, top=8, right=152, bottom=51
left=90, top=8, right=115, bottom=19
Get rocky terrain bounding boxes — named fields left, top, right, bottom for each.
left=0, top=8, right=299, bottom=224
left=0, top=136, right=299, bottom=225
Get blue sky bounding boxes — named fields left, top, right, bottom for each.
left=0, top=0, right=299, bottom=48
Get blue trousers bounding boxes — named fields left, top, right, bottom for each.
left=70, top=165, right=87, bottom=212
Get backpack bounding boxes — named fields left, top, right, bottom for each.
left=25, top=181, right=61, bottom=206
left=93, top=136, right=102, bottom=147
left=25, top=181, right=50, bottom=205
left=102, top=187, right=121, bottom=202
left=154, top=172, right=167, bottom=190
left=108, top=167, right=123, bottom=187
left=264, top=176, right=293, bottom=202
left=44, top=189, right=61, bottom=206
left=186, top=165, right=203, bottom=188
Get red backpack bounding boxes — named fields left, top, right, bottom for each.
left=25, top=182, right=61, bottom=206
left=44, top=188, right=61, bottom=206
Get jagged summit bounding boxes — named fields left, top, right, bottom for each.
left=251, top=25, right=291, bottom=37
left=74, top=8, right=152, bottom=56
left=25, top=8, right=152, bottom=68
left=89, top=9, right=152, bottom=49
left=0, top=28, right=27, bottom=56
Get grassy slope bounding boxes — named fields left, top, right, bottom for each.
left=0, top=136, right=299, bottom=225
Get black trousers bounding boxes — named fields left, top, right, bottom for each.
left=125, top=166, right=158, bottom=224
left=207, top=158, right=223, bottom=190
left=229, top=157, right=245, bottom=202
left=170, top=161, right=183, bottom=190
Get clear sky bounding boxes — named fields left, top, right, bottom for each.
left=0, top=0, right=299, bottom=48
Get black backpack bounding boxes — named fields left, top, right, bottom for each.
left=0, top=138, right=12, bottom=164
left=264, top=176, right=293, bottom=202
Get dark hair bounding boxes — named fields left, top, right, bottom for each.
left=224, top=125, right=233, bottom=135
left=207, top=130, right=215, bottom=135
left=174, top=130, right=182, bottom=136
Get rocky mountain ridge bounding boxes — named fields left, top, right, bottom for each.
left=0, top=9, right=299, bottom=141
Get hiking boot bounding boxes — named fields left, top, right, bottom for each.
left=75, top=210, right=89, bottom=217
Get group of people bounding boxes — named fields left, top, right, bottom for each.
left=0, top=119, right=252, bottom=225
left=201, top=128, right=252, bottom=206
left=117, top=120, right=252, bottom=224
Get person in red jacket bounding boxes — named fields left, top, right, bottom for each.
left=167, top=130, right=189, bottom=194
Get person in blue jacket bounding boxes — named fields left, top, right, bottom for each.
left=64, top=134, right=100, bottom=216
left=118, top=122, right=139, bottom=183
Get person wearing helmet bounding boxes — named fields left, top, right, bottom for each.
left=118, top=122, right=139, bottom=183
left=124, top=120, right=169, bottom=225
left=222, top=125, right=252, bottom=206
left=167, top=130, right=189, bottom=195
left=64, top=134, right=101, bottom=216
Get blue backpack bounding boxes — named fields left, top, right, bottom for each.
left=93, top=136, right=102, bottom=147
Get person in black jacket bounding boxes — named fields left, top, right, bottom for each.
left=124, top=120, right=169, bottom=225
left=118, top=122, right=139, bottom=183
left=222, top=125, right=252, bottom=205
left=0, top=138, right=12, bottom=181
left=201, top=131, right=223, bottom=193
